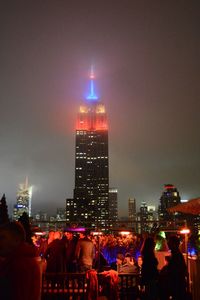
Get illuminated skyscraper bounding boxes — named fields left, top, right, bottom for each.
left=128, top=198, right=136, bottom=222
left=128, top=198, right=137, bottom=230
left=158, top=184, right=181, bottom=222
left=13, top=177, right=32, bottom=220
left=109, top=188, right=118, bottom=227
left=67, top=67, right=109, bottom=229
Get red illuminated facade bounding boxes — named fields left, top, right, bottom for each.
left=76, top=103, right=108, bottom=131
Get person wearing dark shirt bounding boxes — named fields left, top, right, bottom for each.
left=44, top=231, right=65, bottom=272
left=63, top=230, right=77, bottom=272
left=0, top=222, right=41, bottom=300
left=167, top=235, right=187, bottom=300
left=141, top=237, right=159, bottom=300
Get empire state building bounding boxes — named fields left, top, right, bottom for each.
left=66, top=68, right=109, bottom=229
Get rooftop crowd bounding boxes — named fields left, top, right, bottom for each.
left=0, top=218, right=194, bottom=300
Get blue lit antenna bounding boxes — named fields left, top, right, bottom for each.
left=86, top=65, right=99, bottom=101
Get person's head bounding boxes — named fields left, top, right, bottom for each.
left=0, top=222, right=25, bottom=257
left=116, top=253, right=124, bottom=265
left=141, top=237, right=155, bottom=257
left=64, top=231, right=73, bottom=240
left=137, top=255, right=143, bottom=267
left=54, top=231, right=61, bottom=240
left=124, top=252, right=134, bottom=264
left=168, top=235, right=180, bottom=252
left=48, top=231, right=55, bottom=240
left=79, top=232, right=86, bottom=239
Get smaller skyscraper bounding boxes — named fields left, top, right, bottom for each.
left=128, top=198, right=137, bottom=230
left=56, top=208, right=66, bottom=221
left=158, top=184, right=181, bottom=222
left=108, top=188, right=118, bottom=228
left=138, top=202, right=149, bottom=233
left=13, top=177, right=32, bottom=220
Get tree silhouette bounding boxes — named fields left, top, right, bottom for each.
left=0, top=194, right=9, bottom=225
left=18, top=212, right=33, bottom=245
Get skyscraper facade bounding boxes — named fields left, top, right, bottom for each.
left=128, top=198, right=137, bottom=230
left=68, top=68, right=109, bottom=229
left=13, top=177, right=32, bottom=220
left=158, top=184, right=181, bottom=222
left=138, top=202, right=149, bottom=233
left=109, top=188, right=118, bottom=227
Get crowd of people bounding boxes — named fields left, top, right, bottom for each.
left=0, top=221, right=190, bottom=300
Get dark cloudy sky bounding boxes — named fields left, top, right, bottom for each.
left=0, top=1, right=199, bottom=216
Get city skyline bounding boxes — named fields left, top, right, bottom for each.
left=0, top=1, right=199, bottom=216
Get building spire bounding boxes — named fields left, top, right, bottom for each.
left=86, top=65, right=98, bottom=101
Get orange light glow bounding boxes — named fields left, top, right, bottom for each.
left=120, top=231, right=130, bottom=235
left=180, top=228, right=190, bottom=234
left=79, top=106, right=88, bottom=113
left=76, top=105, right=108, bottom=131
left=92, top=231, right=103, bottom=235
left=96, top=104, right=105, bottom=113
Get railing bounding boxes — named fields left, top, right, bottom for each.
left=41, top=272, right=140, bottom=300
left=41, top=258, right=200, bottom=300
left=188, top=258, right=200, bottom=300
left=117, top=273, right=140, bottom=299
left=42, top=272, right=88, bottom=299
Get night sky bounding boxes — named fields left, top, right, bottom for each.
left=1, top=1, right=199, bottom=216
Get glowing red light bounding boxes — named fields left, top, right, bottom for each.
left=180, top=228, right=190, bottom=234
left=76, top=110, right=108, bottom=131
left=164, top=185, right=175, bottom=190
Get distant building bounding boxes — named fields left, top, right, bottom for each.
left=56, top=208, right=66, bottom=221
left=128, top=198, right=137, bottom=230
left=109, top=188, right=118, bottom=228
left=158, top=184, right=181, bottom=222
left=66, top=198, right=78, bottom=224
left=147, top=205, right=157, bottom=220
left=67, top=67, right=109, bottom=229
left=138, top=202, right=149, bottom=233
left=32, top=211, right=49, bottom=222
left=13, top=177, right=32, bottom=220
